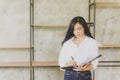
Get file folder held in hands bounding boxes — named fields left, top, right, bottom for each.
left=61, top=54, right=102, bottom=70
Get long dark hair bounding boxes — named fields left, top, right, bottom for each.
left=62, top=16, right=93, bottom=45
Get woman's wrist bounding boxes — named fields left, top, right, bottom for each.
left=76, top=64, right=93, bottom=71
left=64, top=61, right=77, bottom=67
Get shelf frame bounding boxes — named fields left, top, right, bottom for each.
left=99, top=44, right=120, bottom=48
left=90, top=2, right=120, bottom=7
left=0, top=46, right=33, bottom=49
left=89, top=0, right=96, bottom=38
left=30, top=0, right=34, bottom=80
left=1, top=61, right=120, bottom=67
left=32, top=22, right=94, bottom=28
left=32, top=61, right=58, bottom=67
left=0, top=62, right=30, bottom=68
left=89, top=1, right=120, bottom=80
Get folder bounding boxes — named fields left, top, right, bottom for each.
left=61, top=54, right=102, bottom=70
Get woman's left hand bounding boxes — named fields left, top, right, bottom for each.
left=75, top=63, right=93, bottom=71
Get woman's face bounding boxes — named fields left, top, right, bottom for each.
left=73, top=22, right=85, bottom=38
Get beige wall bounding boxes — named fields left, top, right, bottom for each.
left=0, top=0, right=120, bottom=80
left=0, top=0, right=30, bottom=80
left=94, top=0, right=120, bottom=80
left=34, top=0, right=88, bottom=80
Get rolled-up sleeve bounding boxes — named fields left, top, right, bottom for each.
left=58, top=43, right=68, bottom=67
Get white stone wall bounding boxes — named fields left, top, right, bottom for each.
left=93, top=0, right=120, bottom=80
left=34, top=67, right=64, bottom=80
left=0, top=0, right=30, bottom=80
left=34, top=0, right=88, bottom=80
left=0, top=0, right=120, bottom=80
left=34, top=0, right=88, bottom=25
left=0, top=0, right=30, bottom=46
left=96, top=4, right=120, bottom=44
left=0, top=68, right=30, bottom=80
left=0, top=0, right=30, bottom=61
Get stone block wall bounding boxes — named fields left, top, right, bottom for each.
left=0, top=0, right=120, bottom=80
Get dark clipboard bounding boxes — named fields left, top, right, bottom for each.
left=61, top=66, right=74, bottom=70
left=61, top=54, right=102, bottom=70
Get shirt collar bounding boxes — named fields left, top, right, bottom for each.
left=69, top=36, right=88, bottom=47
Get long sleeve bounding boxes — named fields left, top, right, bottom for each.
left=58, top=37, right=99, bottom=71
left=58, top=43, right=68, bottom=67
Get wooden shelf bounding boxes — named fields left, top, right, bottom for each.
left=32, top=22, right=94, bottom=28
left=1, top=61, right=120, bottom=67
left=0, top=61, right=58, bottom=67
left=99, top=44, right=120, bottom=48
left=96, top=2, right=120, bottom=5
left=87, top=22, right=94, bottom=26
left=90, top=2, right=120, bottom=6
left=0, top=45, right=34, bottom=49
left=98, top=65, right=120, bottom=67
left=33, top=25, right=67, bottom=28
left=0, top=62, right=30, bottom=68
left=89, top=2, right=95, bottom=6
left=32, top=61, right=58, bottom=67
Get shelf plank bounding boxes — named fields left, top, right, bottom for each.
left=96, top=2, right=120, bottom=5
left=33, top=25, right=67, bottom=28
left=0, top=62, right=30, bottom=68
left=0, top=61, right=58, bottom=67
left=87, top=22, right=94, bottom=26
left=0, top=44, right=119, bottom=49
left=99, top=44, right=120, bottom=48
left=32, top=61, right=58, bottom=67
left=90, top=2, right=120, bottom=6
left=1, top=61, right=120, bottom=67
left=32, top=23, right=94, bottom=28
left=98, top=65, right=120, bottom=67
left=89, top=2, right=95, bottom=6
left=0, top=45, right=33, bottom=49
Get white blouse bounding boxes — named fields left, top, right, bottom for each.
left=58, top=36, right=99, bottom=70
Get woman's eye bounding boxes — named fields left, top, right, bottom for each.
left=74, top=27, right=82, bottom=31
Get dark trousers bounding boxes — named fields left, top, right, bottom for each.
left=64, top=69, right=92, bottom=80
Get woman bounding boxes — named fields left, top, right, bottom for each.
left=59, top=16, right=99, bottom=80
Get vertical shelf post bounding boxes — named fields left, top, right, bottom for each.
left=94, top=0, right=96, bottom=38
left=89, top=0, right=96, bottom=80
left=30, top=0, right=34, bottom=80
left=89, top=0, right=96, bottom=38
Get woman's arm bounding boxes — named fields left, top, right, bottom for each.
left=64, top=61, right=77, bottom=67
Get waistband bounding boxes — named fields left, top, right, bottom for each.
left=65, top=69, right=91, bottom=73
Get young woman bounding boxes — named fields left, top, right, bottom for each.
left=59, top=16, right=99, bottom=80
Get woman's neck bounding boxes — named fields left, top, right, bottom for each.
left=73, top=35, right=86, bottom=47
left=75, top=35, right=86, bottom=40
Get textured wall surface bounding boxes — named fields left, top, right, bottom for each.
left=95, top=67, right=120, bottom=80
left=93, top=0, right=120, bottom=80
left=34, top=67, right=64, bottom=80
left=0, top=0, right=30, bottom=46
left=0, top=0, right=30, bottom=62
left=0, top=0, right=30, bottom=80
left=34, top=0, right=88, bottom=80
left=0, top=49, right=30, bottom=62
left=0, top=0, right=120, bottom=80
left=34, top=27, right=66, bottom=61
left=34, top=0, right=88, bottom=25
left=34, top=0, right=88, bottom=61
left=0, top=68, right=30, bottom=80
left=96, top=6, right=120, bottom=44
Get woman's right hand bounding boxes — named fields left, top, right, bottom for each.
left=65, top=61, right=77, bottom=67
